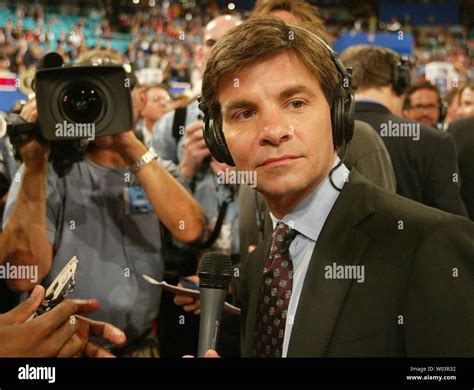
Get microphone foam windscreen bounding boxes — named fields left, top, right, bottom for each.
left=198, top=252, right=232, bottom=289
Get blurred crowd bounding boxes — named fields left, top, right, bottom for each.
left=1, top=1, right=474, bottom=89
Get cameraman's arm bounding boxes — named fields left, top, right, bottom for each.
left=0, top=100, right=53, bottom=291
left=1, top=149, right=52, bottom=291
left=116, top=132, right=205, bottom=243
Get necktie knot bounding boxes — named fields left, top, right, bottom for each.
left=270, top=222, right=297, bottom=255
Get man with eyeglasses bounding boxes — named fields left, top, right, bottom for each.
left=402, top=81, right=444, bottom=128
left=139, top=84, right=171, bottom=146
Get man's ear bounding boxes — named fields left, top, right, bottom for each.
left=140, top=88, right=148, bottom=111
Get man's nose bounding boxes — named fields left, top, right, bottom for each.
left=259, top=108, right=292, bottom=146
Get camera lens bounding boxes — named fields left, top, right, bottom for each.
left=61, top=82, right=103, bottom=123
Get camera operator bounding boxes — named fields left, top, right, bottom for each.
left=1, top=49, right=205, bottom=357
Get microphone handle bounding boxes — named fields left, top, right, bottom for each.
left=197, top=287, right=227, bottom=357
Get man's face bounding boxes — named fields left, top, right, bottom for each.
left=458, top=87, right=474, bottom=118
left=141, top=87, right=170, bottom=125
left=219, top=52, right=336, bottom=204
left=403, top=88, right=440, bottom=125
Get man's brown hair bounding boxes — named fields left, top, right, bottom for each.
left=249, top=0, right=328, bottom=42
left=201, top=17, right=338, bottom=121
left=340, top=45, right=400, bottom=92
left=75, top=49, right=123, bottom=66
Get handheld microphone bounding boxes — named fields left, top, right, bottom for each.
left=197, top=252, right=232, bottom=357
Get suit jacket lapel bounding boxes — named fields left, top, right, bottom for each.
left=287, top=169, right=375, bottom=357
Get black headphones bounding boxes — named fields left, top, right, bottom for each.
left=198, top=27, right=355, bottom=166
left=392, top=55, right=412, bottom=96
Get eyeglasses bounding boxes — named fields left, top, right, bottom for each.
left=408, top=104, right=439, bottom=112
left=151, top=96, right=171, bottom=103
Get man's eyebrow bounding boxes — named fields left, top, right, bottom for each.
left=279, top=85, right=316, bottom=99
left=222, top=99, right=257, bottom=114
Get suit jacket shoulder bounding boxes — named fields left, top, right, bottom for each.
left=345, top=120, right=397, bottom=192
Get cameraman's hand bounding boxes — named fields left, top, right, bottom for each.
left=20, top=138, right=50, bottom=171
left=19, top=98, right=50, bottom=170
left=180, top=120, right=211, bottom=182
left=19, top=97, right=38, bottom=124
left=109, top=130, right=147, bottom=165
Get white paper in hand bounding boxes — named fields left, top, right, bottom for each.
left=142, top=274, right=241, bottom=316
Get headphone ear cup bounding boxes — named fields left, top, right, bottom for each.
left=203, top=117, right=235, bottom=166
left=199, top=98, right=235, bottom=166
left=331, top=87, right=355, bottom=149
left=393, top=57, right=411, bottom=95
left=344, top=90, right=355, bottom=143
left=211, top=117, right=235, bottom=166
left=331, top=91, right=343, bottom=149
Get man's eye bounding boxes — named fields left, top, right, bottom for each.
left=289, top=100, right=305, bottom=109
left=235, top=110, right=254, bottom=121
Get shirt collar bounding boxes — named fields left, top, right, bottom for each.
left=270, top=157, right=349, bottom=242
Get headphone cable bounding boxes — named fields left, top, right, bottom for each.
left=329, top=141, right=348, bottom=192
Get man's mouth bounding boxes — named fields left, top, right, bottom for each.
left=257, top=155, right=301, bottom=168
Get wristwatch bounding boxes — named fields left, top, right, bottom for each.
left=130, top=147, right=158, bottom=174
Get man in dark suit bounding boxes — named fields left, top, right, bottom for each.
left=448, top=116, right=474, bottom=220
left=340, top=45, right=467, bottom=218
left=199, top=18, right=474, bottom=357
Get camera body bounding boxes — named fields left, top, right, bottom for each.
left=7, top=54, right=136, bottom=176
left=34, top=64, right=133, bottom=141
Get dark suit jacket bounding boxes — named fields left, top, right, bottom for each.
left=355, top=102, right=467, bottom=217
left=448, top=117, right=474, bottom=221
left=240, top=170, right=474, bottom=357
